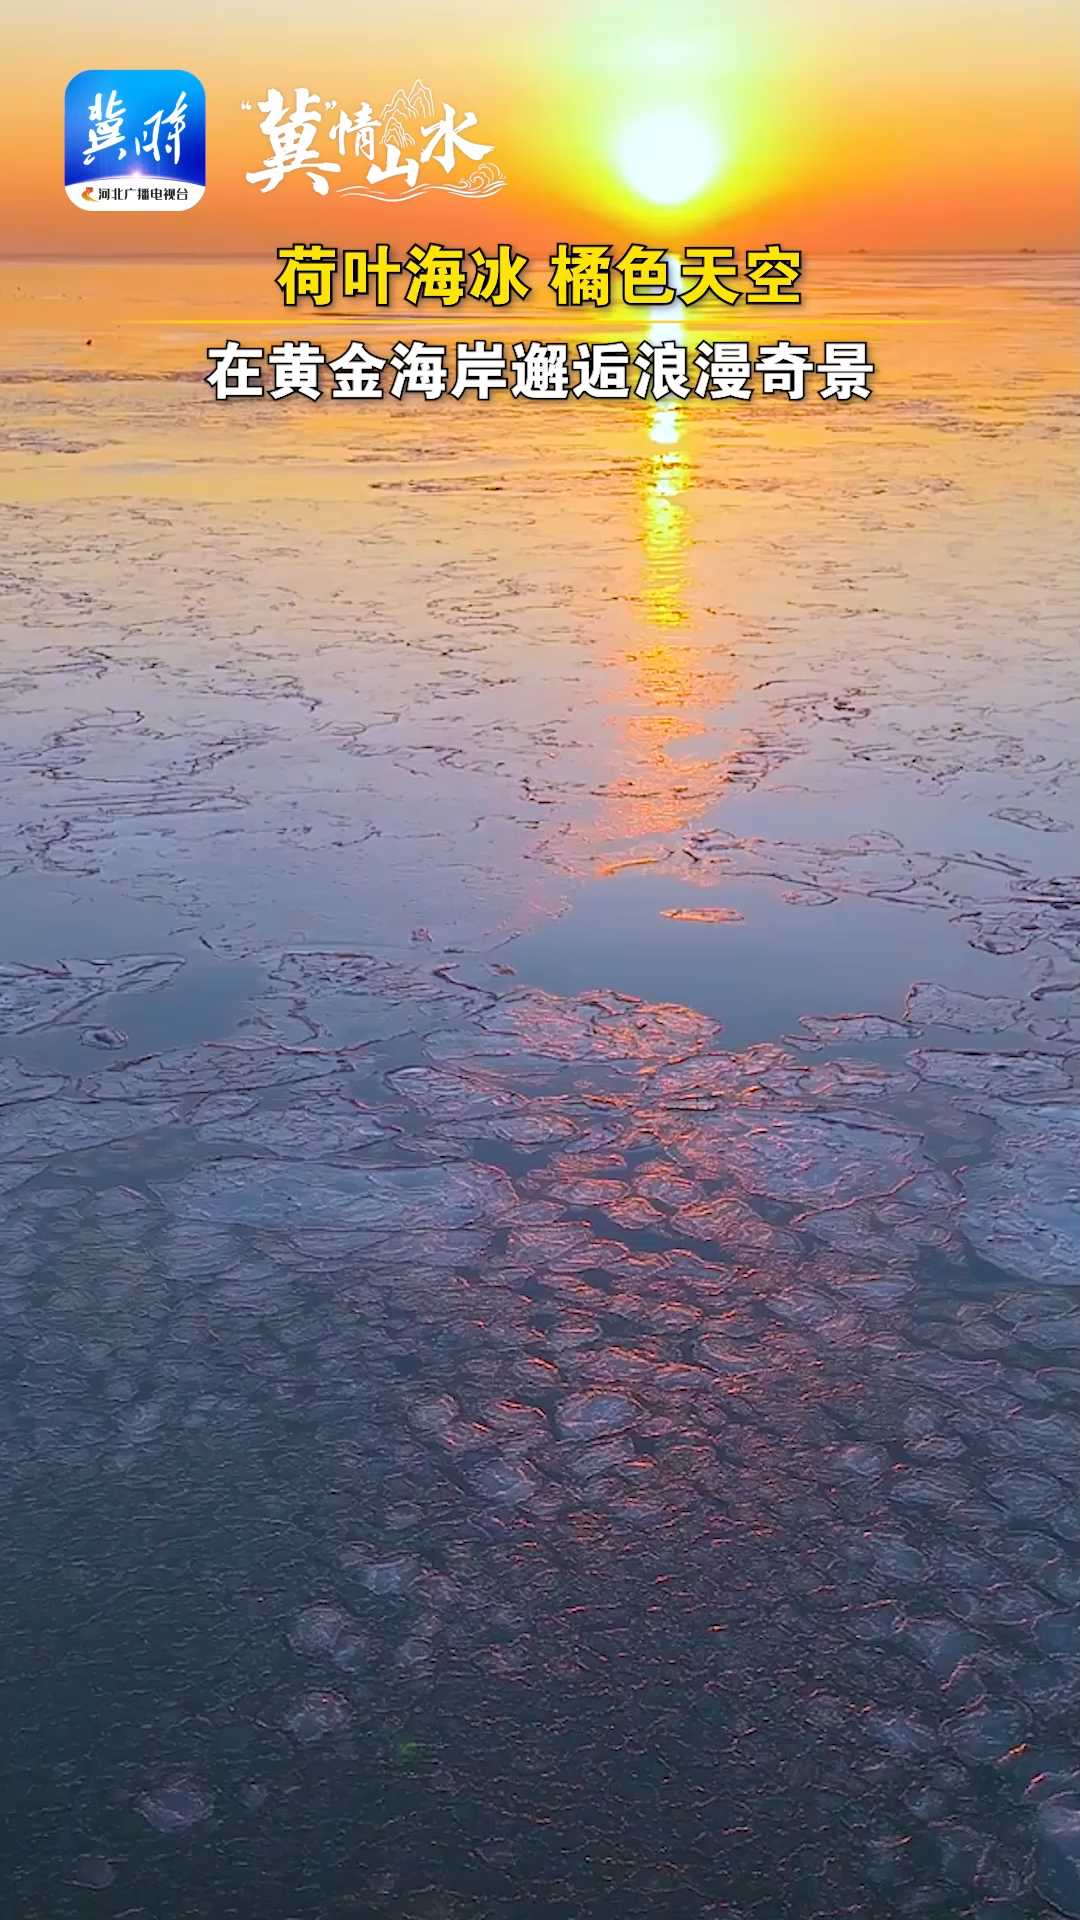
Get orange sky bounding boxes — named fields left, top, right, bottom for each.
left=8, top=0, right=1080, bottom=256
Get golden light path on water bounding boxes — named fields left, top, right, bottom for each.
left=585, top=313, right=742, bottom=866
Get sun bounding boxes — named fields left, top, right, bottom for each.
left=614, top=107, right=723, bottom=207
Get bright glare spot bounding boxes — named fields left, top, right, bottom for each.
left=650, top=408, right=680, bottom=446
left=614, top=108, right=722, bottom=206
left=646, top=319, right=685, bottom=345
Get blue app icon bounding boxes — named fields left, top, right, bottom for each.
left=65, top=69, right=205, bottom=211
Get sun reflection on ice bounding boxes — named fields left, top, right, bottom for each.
left=642, top=365, right=688, bottom=631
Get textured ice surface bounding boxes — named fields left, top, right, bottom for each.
left=0, top=1058, right=64, bottom=1104
left=1035, top=1803, right=1080, bottom=1917
left=163, top=1159, right=517, bottom=1231
left=137, top=1779, right=214, bottom=1833
left=555, top=1392, right=637, bottom=1440
left=282, top=1691, right=353, bottom=1744
left=470, top=1456, right=541, bottom=1505
left=0, top=955, right=183, bottom=1033
left=0, top=1096, right=178, bottom=1160
left=908, top=1048, right=1070, bottom=1099
left=267, top=949, right=487, bottom=1032
left=339, top=1551, right=419, bottom=1596
left=947, top=1705, right=1032, bottom=1764
left=675, top=1110, right=938, bottom=1207
left=387, top=1065, right=518, bottom=1122
left=87, top=1043, right=344, bottom=1099
left=961, top=1106, right=1080, bottom=1285
left=1, top=951, right=1070, bottom=1911
left=904, top=982, right=1026, bottom=1033
left=427, top=988, right=719, bottom=1080
left=193, top=1093, right=397, bottom=1157
left=288, top=1605, right=361, bottom=1659
left=69, top=1856, right=116, bottom=1889
left=670, top=1193, right=799, bottom=1255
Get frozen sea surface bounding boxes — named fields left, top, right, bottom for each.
left=0, top=257, right=1078, bottom=1919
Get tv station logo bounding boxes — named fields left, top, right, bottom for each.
left=65, top=70, right=205, bottom=210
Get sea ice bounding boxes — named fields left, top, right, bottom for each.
left=282, top=1690, right=353, bottom=1744
left=0, top=955, right=183, bottom=1034
left=675, top=1110, right=935, bottom=1207
left=1034, top=1802, right=1080, bottom=1917
left=163, top=1160, right=516, bottom=1232
left=961, top=1107, right=1080, bottom=1286
left=554, top=1391, right=637, bottom=1440
left=138, top=1778, right=214, bottom=1833
left=194, top=1095, right=397, bottom=1158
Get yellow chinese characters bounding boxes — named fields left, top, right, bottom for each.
left=274, top=244, right=804, bottom=309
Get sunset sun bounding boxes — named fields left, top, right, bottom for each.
left=614, top=106, right=723, bottom=206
